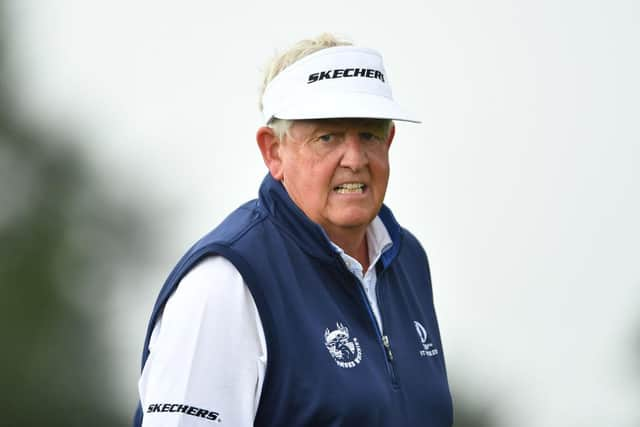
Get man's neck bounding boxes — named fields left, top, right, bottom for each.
left=326, top=228, right=369, bottom=271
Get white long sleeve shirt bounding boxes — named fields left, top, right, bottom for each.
left=138, top=217, right=392, bottom=426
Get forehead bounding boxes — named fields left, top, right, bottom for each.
left=291, top=118, right=388, bottom=134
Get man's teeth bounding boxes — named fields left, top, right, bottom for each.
left=334, top=183, right=365, bottom=194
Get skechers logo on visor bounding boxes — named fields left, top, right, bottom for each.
left=147, top=403, right=220, bottom=422
left=307, top=68, right=385, bottom=84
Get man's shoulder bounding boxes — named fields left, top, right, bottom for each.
left=396, top=225, right=430, bottom=263
left=158, top=199, right=269, bottom=301
left=196, top=199, right=268, bottom=248
left=398, top=226, right=422, bottom=248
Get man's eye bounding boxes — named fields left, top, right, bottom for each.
left=318, top=134, right=333, bottom=142
left=360, top=132, right=379, bottom=141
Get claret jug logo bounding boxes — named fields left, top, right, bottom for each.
left=414, top=321, right=439, bottom=357
left=324, top=322, right=363, bottom=368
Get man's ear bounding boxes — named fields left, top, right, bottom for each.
left=386, top=122, right=396, bottom=148
left=256, top=126, right=284, bottom=180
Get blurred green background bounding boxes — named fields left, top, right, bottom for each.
left=0, top=3, right=146, bottom=425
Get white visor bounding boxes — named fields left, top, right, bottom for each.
left=262, top=46, right=420, bottom=124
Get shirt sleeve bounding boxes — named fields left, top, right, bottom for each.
left=138, top=256, right=267, bottom=427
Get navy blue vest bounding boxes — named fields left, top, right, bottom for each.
left=135, top=174, right=453, bottom=426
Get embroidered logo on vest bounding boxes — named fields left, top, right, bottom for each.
left=324, top=322, right=363, bottom=368
left=414, top=321, right=439, bottom=357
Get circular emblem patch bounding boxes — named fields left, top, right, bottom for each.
left=324, top=322, right=363, bottom=368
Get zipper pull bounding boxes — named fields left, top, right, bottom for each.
left=382, top=335, right=394, bottom=361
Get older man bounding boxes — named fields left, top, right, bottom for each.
left=135, top=34, right=453, bottom=427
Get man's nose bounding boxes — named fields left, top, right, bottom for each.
left=339, top=134, right=368, bottom=171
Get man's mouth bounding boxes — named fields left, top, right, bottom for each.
left=333, top=183, right=366, bottom=194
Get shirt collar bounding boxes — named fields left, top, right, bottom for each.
left=330, top=216, right=393, bottom=273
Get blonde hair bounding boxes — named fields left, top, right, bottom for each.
left=259, top=33, right=352, bottom=139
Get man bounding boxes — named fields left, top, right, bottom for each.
left=134, top=34, right=453, bottom=427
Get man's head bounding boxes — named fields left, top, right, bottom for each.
left=257, top=117, right=395, bottom=240
left=256, top=34, right=416, bottom=239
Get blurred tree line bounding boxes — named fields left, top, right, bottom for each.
left=0, top=2, right=143, bottom=426
left=0, top=1, right=506, bottom=426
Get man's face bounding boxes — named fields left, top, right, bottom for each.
left=278, top=118, right=393, bottom=238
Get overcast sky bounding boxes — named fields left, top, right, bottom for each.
left=7, top=0, right=640, bottom=425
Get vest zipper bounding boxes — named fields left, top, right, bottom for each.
left=381, top=335, right=394, bottom=361
left=346, top=263, right=400, bottom=388
left=374, top=270, right=399, bottom=388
